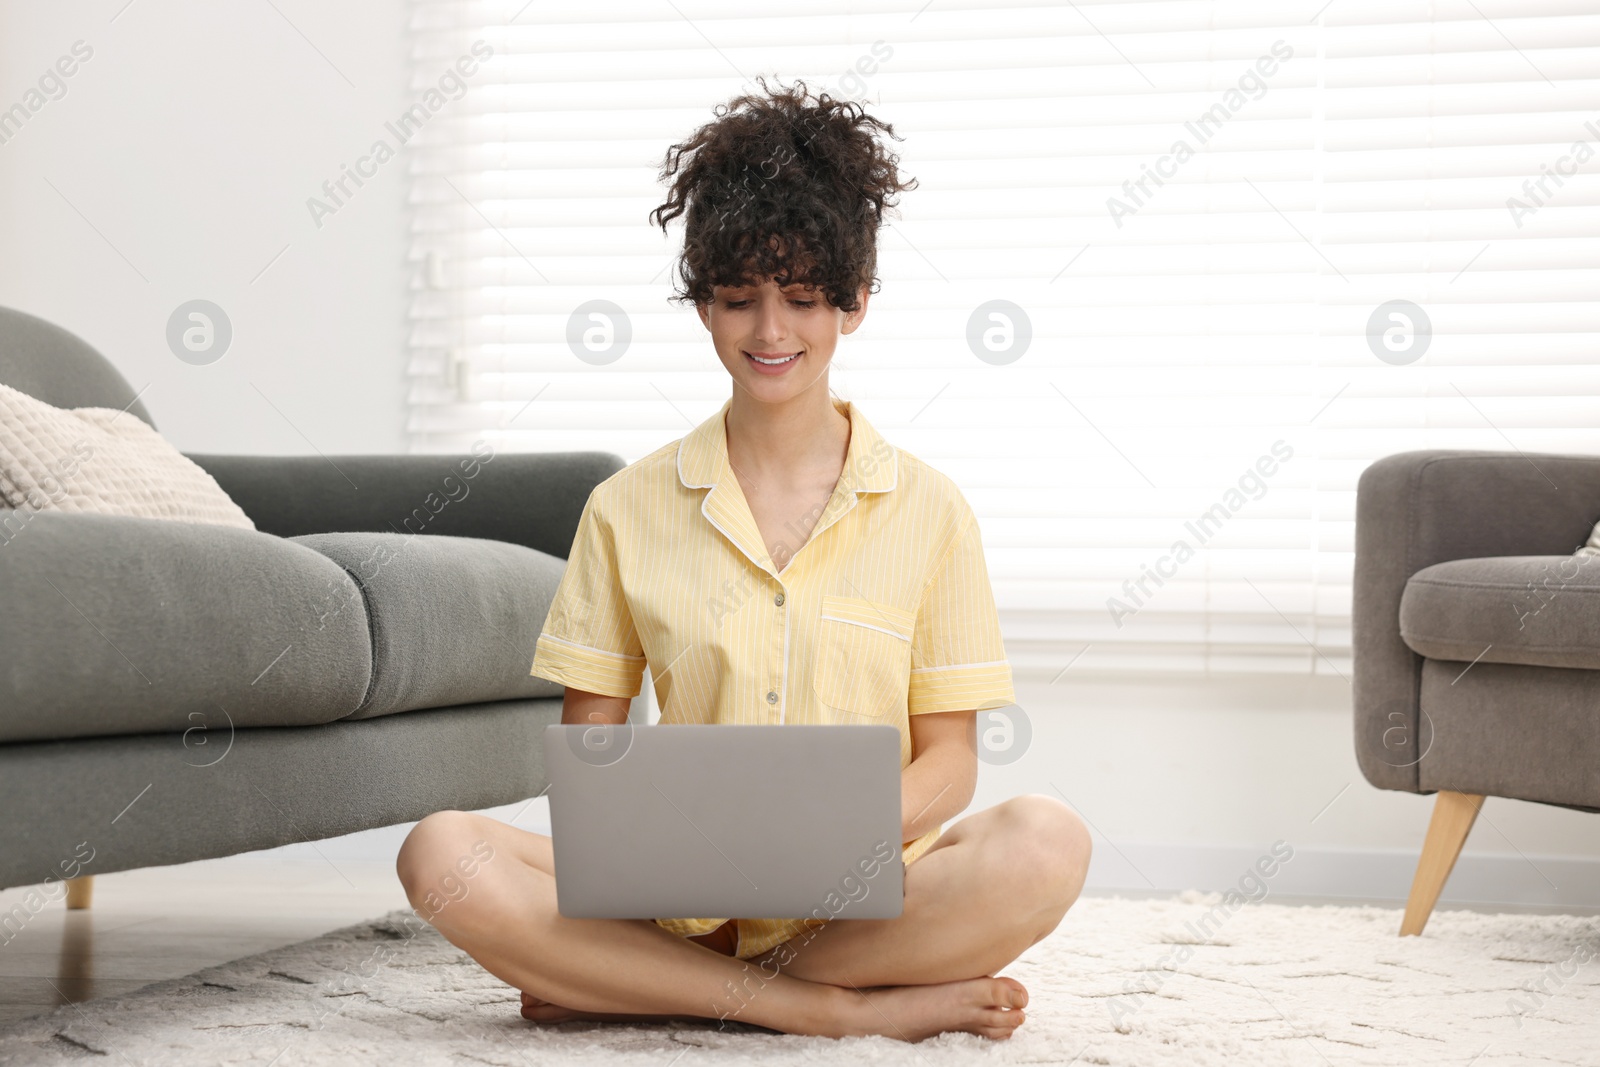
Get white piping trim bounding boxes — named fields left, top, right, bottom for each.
left=820, top=612, right=912, bottom=642
left=839, top=400, right=897, bottom=494
left=676, top=434, right=716, bottom=489
left=779, top=579, right=790, bottom=725
left=539, top=633, right=646, bottom=663
left=862, top=441, right=899, bottom=494
left=679, top=399, right=897, bottom=494
left=910, top=659, right=1010, bottom=674
left=701, top=492, right=774, bottom=576
left=799, top=489, right=859, bottom=558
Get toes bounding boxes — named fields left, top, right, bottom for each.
left=977, top=977, right=1027, bottom=1011
left=980, top=1007, right=1024, bottom=1029
left=994, top=977, right=1028, bottom=1009
left=521, top=1003, right=577, bottom=1022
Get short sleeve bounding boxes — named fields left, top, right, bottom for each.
left=908, top=513, right=1015, bottom=716
left=529, top=490, right=647, bottom=698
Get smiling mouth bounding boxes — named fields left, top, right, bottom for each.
left=744, top=350, right=802, bottom=365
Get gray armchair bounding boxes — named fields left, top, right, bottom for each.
left=0, top=304, right=645, bottom=902
left=1354, top=450, right=1600, bottom=935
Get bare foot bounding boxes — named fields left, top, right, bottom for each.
left=520, top=976, right=1030, bottom=1042
left=830, top=976, right=1029, bottom=1042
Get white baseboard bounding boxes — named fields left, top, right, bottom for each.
left=306, top=815, right=1600, bottom=912
left=1085, top=839, right=1600, bottom=911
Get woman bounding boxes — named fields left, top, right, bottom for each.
left=396, top=78, right=1091, bottom=1043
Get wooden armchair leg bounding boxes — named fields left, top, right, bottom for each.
left=1400, top=790, right=1485, bottom=937
left=65, top=875, right=94, bottom=910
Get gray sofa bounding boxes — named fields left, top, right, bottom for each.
left=0, top=305, right=645, bottom=899
left=1354, top=450, right=1600, bottom=934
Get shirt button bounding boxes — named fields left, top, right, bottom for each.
left=774, top=592, right=785, bottom=607
left=766, top=690, right=778, bottom=704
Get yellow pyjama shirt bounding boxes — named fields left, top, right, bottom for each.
left=529, top=394, right=1016, bottom=960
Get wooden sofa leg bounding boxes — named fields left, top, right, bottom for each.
left=65, top=875, right=94, bottom=910
left=1400, top=791, right=1485, bottom=937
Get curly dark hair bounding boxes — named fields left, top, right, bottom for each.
left=648, top=77, right=917, bottom=314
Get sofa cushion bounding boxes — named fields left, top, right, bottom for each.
left=0, top=513, right=373, bottom=744
left=289, top=532, right=566, bottom=719
left=1399, top=555, right=1600, bottom=670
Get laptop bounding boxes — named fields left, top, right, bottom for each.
left=544, top=723, right=905, bottom=921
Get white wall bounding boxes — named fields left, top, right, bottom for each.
left=0, top=0, right=410, bottom=454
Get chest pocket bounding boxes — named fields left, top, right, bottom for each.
left=813, top=594, right=917, bottom=720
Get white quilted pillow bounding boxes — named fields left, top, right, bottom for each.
left=0, top=382, right=255, bottom=529
left=1581, top=524, right=1600, bottom=557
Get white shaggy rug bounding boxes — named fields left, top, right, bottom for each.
left=1, top=891, right=1595, bottom=1066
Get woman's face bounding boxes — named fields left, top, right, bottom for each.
left=696, top=276, right=868, bottom=401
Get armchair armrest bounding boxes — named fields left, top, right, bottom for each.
left=185, top=450, right=626, bottom=560
left=1353, top=449, right=1600, bottom=792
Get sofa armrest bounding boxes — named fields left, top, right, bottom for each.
left=1353, top=449, right=1600, bottom=792
left=184, top=450, right=626, bottom=560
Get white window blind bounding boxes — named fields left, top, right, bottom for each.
left=404, top=0, right=1600, bottom=679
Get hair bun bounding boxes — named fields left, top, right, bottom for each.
left=650, top=77, right=917, bottom=313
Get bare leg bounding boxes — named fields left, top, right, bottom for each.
left=517, top=794, right=1088, bottom=1022
left=521, top=919, right=740, bottom=1026
left=414, top=819, right=745, bottom=1025
left=751, top=794, right=1093, bottom=987
left=396, top=810, right=1029, bottom=1040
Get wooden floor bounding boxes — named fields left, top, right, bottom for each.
left=0, top=851, right=410, bottom=1028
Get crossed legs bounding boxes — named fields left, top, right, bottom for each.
left=394, top=794, right=1091, bottom=1042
